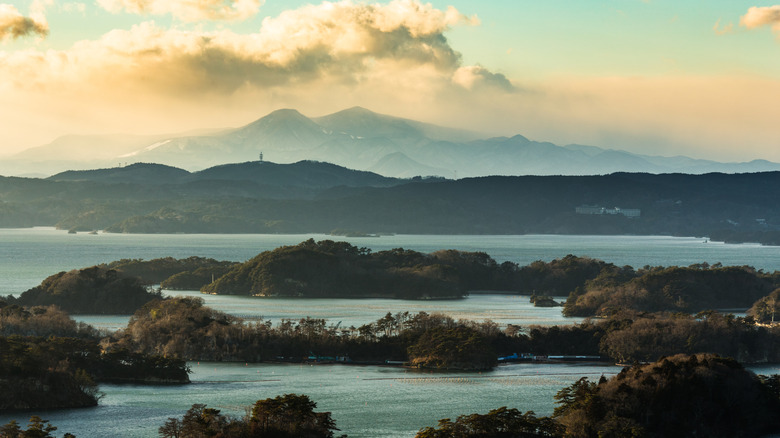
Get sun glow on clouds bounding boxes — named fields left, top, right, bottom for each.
left=1, top=0, right=494, bottom=93
left=0, top=4, right=48, bottom=41
left=741, top=5, right=780, bottom=29
left=0, top=0, right=509, bottom=150
left=1, top=1, right=779, bottom=162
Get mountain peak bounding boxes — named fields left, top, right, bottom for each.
left=233, top=108, right=325, bottom=141
left=269, top=108, right=305, bottom=116
left=256, top=108, right=309, bottom=123
left=314, top=107, right=422, bottom=139
left=335, top=106, right=376, bottom=116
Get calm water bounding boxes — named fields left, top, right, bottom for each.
left=2, top=228, right=780, bottom=437
left=0, top=361, right=623, bottom=437
left=4, top=228, right=780, bottom=295
left=2, top=361, right=778, bottom=438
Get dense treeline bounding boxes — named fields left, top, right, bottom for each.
left=0, top=333, right=189, bottom=410
left=563, top=264, right=779, bottom=317
left=111, top=297, right=501, bottom=370
left=416, top=407, right=561, bottom=438
left=5, top=266, right=160, bottom=314
left=0, top=335, right=101, bottom=410
left=108, top=296, right=780, bottom=368
left=552, top=354, right=780, bottom=438
left=709, top=229, right=780, bottom=246
left=157, top=394, right=339, bottom=438
left=417, top=354, right=780, bottom=438
left=5, top=168, right=780, bottom=240
left=594, top=310, right=780, bottom=364
left=0, top=300, right=189, bottom=411
left=0, top=416, right=70, bottom=438
left=0, top=302, right=98, bottom=338
left=105, top=256, right=238, bottom=288
left=514, top=255, right=619, bottom=296
left=749, top=288, right=780, bottom=323
left=201, top=240, right=519, bottom=299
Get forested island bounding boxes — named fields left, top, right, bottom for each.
left=0, top=300, right=189, bottom=411
left=106, top=296, right=780, bottom=367
left=7, top=241, right=780, bottom=317
left=201, top=239, right=520, bottom=298
left=4, top=266, right=161, bottom=314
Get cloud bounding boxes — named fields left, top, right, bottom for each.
left=740, top=5, right=780, bottom=33
left=0, top=0, right=508, bottom=152
left=1, top=0, right=487, bottom=95
left=712, top=19, right=734, bottom=36
left=0, top=4, right=48, bottom=41
left=452, top=65, right=515, bottom=91
left=97, top=0, right=264, bottom=21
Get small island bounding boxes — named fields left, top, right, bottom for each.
left=5, top=266, right=161, bottom=315
left=201, top=239, right=520, bottom=299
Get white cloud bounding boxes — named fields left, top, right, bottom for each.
left=0, top=3, right=48, bottom=41
left=97, top=0, right=264, bottom=22
left=740, top=5, right=780, bottom=34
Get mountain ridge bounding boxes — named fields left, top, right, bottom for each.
left=5, top=107, right=780, bottom=178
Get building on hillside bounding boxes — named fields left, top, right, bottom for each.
left=575, top=205, right=640, bottom=218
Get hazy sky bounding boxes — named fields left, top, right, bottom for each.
left=1, top=0, right=779, bottom=161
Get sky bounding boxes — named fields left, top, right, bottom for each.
left=1, top=0, right=779, bottom=162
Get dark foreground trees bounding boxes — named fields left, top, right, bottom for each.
left=158, top=394, right=339, bottom=438
left=417, top=354, right=780, bottom=438
left=554, top=354, right=780, bottom=438
left=0, top=416, right=73, bottom=438
left=416, top=407, right=561, bottom=438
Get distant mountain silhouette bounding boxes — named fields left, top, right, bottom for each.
left=191, top=160, right=402, bottom=188
left=49, top=160, right=402, bottom=191
left=49, top=163, right=190, bottom=185
left=6, top=107, right=780, bottom=178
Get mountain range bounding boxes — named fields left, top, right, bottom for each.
left=4, top=107, right=780, bottom=178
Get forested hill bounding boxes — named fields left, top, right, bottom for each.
left=1, top=164, right=779, bottom=240
left=48, top=160, right=404, bottom=189
left=200, top=239, right=518, bottom=298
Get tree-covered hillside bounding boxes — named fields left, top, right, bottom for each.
left=202, top=239, right=518, bottom=298
left=2, top=165, right=780, bottom=240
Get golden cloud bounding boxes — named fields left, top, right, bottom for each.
left=0, top=3, right=48, bottom=41
left=741, top=5, right=780, bottom=33
left=452, top=65, right=514, bottom=91
left=0, top=0, right=508, bottom=151
left=0, top=0, right=496, bottom=97
left=97, top=0, right=264, bottom=21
